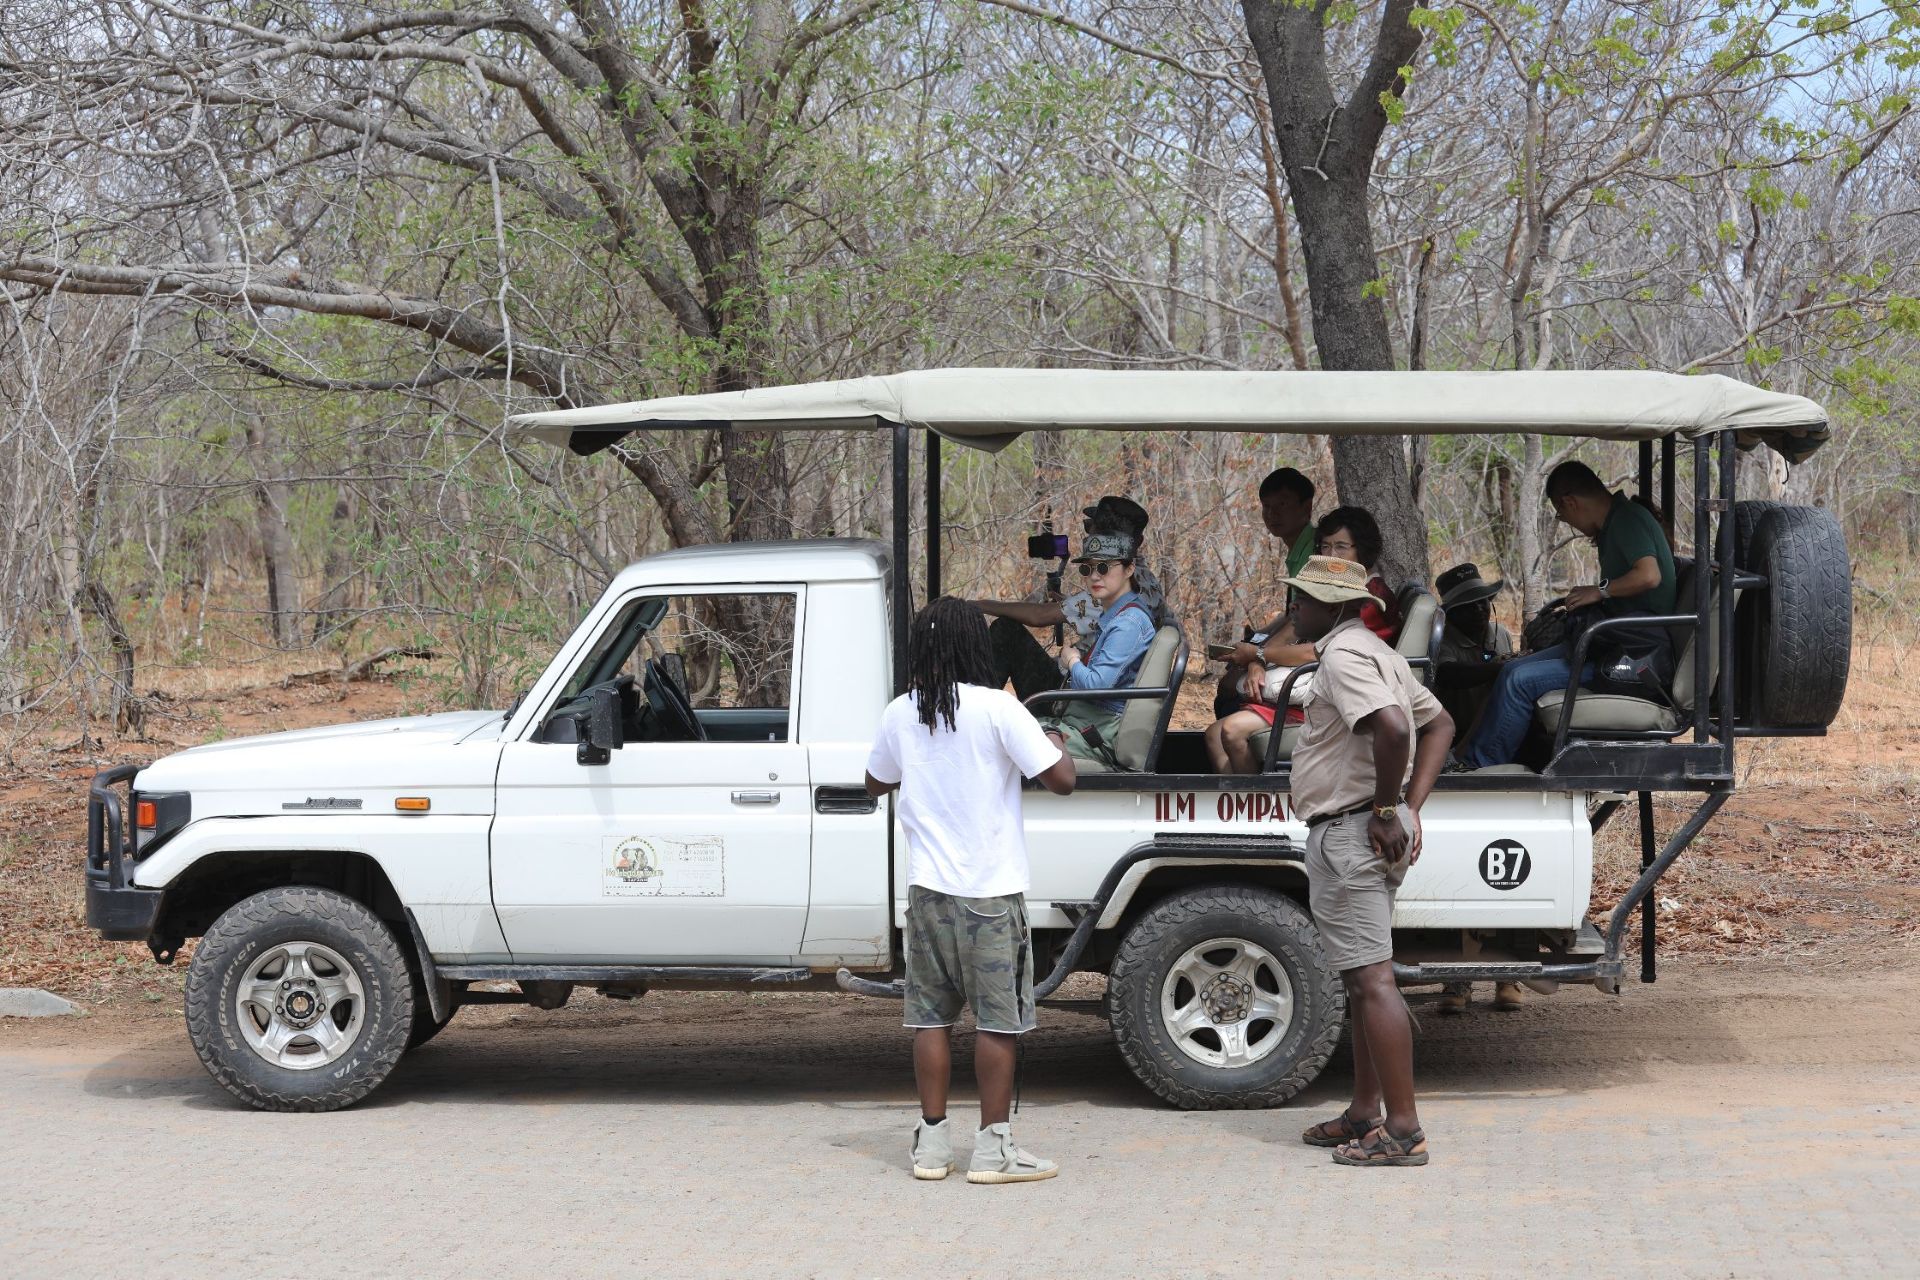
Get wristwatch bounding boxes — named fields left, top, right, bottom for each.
left=1598, top=578, right=1611, bottom=599
left=1372, top=802, right=1400, bottom=820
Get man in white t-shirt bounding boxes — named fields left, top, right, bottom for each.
left=866, top=597, right=1077, bottom=1184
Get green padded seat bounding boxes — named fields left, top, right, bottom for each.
left=1072, top=624, right=1185, bottom=774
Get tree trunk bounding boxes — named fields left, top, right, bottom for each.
left=242, top=418, right=303, bottom=647
left=1240, top=0, right=1433, bottom=589
left=309, top=489, right=357, bottom=644
left=1514, top=434, right=1549, bottom=618
left=78, top=581, right=141, bottom=734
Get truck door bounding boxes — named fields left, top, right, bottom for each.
left=490, top=588, right=812, bottom=963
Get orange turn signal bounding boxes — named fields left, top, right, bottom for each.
left=135, top=800, right=158, bottom=829
left=394, top=797, right=431, bottom=812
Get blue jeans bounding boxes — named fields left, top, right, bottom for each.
left=1460, top=643, right=1594, bottom=768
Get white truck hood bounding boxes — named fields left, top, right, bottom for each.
left=134, top=710, right=506, bottom=818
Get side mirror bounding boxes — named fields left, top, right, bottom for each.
left=573, top=685, right=624, bottom=766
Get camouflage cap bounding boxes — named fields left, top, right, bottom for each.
left=1074, top=531, right=1139, bottom=563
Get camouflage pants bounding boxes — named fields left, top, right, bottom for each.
left=903, top=886, right=1036, bottom=1035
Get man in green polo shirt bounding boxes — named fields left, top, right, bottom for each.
left=1214, top=468, right=1317, bottom=718
left=1455, top=461, right=1675, bottom=768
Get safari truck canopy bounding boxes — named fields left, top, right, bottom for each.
left=510, top=367, right=1848, bottom=794
left=510, top=368, right=1830, bottom=463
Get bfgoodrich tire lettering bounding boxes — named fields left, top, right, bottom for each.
left=1108, top=884, right=1342, bottom=1110
left=184, top=886, right=415, bottom=1112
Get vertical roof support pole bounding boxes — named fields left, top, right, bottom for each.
left=1717, top=432, right=1738, bottom=770
left=1660, top=436, right=1678, bottom=546
left=1637, top=439, right=1653, bottom=506
left=926, top=430, right=943, bottom=600
left=1692, top=434, right=1711, bottom=743
left=892, top=422, right=911, bottom=697
left=1638, top=789, right=1657, bottom=983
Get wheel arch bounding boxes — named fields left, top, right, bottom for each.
left=1098, top=856, right=1311, bottom=931
left=152, top=848, right=410, bottom=958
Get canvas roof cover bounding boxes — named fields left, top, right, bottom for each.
left=510, top=368, right=1830, bottom=462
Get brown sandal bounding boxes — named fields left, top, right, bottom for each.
left=1332, top=1124, right=1429, bottom=1167
left=1301, top=1109, right=1384, bottom=1148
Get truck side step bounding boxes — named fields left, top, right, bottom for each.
left=439, top=964, right=812, bottom=984
left=1392, top=958, right=1623, bottom=985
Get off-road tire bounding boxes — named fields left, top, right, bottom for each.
left=1741, top=505, right=1851, bottom=728
left=185, top=886, right=415, bottom=1112
left=1108, top=885, right=1342, bottom=1110
left=1730, top=499, right=1785, bottom=569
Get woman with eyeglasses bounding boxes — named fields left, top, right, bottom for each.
left=1205, top=506, right=1402, bottom=773
left=972, top=530, right=1157, bottom=765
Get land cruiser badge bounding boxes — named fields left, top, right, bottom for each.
left=603, top=835, right=725, bottom=897
left=281, top=796, right=363, bottom=811
left=1479, top=839, right=1530, bottom=891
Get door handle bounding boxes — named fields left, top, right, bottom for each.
left=731, top=790, right=780, bottom=805
left=815, top=785, right=878, bottom=815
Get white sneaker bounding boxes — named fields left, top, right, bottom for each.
left=967, top=1121, right=1058, bottom=1184
left=911, top=1117, right=953, bottom=1180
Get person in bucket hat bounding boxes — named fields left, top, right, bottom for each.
left=1428, top=563, right=1524, bottom=1013
left=1287, top=555, right=1455, bottom=1168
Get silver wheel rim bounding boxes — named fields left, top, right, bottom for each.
left=1159, top=937, right=1295, bottom=1070
left=235, top=941, right=367, bottom=1071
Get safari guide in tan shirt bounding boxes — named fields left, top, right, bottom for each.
left=1285, top=555, right=1454, bottom=1169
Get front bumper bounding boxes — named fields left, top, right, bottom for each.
left=86, top=765, right=162, bottom=942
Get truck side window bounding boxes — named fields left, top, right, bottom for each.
left=551, top=592, right=798, bottom=744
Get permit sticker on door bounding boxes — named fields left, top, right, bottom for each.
left=603, top=835, right=726, bottom=897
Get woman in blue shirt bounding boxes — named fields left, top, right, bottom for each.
left=975, top=530, right=1157, bottom=764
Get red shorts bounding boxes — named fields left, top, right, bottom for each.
left=1239, top=703, right=1304, bottom=727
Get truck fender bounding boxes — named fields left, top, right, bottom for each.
left=1096, top=853, right=1308, bottom=929
left=130, top=815, right=505, bottom=962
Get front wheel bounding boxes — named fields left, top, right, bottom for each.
left=1107, top=885, right=1342, bottom=1110
left=184, top=886, right=415, bottom=1112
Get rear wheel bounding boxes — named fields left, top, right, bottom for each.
left=184, top=886, right=414, bottom=1112
left=1107, top=884, right=1342, bottom=1110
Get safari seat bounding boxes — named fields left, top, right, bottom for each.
left=1248, top=722, right=1298, bottom=769
left=1070, top=624, right=1187, bottom=773
left=1532, top=566, right=1730, bottom=740
left=1394, top=588, right=1441, bottom=670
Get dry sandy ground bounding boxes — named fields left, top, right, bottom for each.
left=2, top=958, right=1916, bottom=1279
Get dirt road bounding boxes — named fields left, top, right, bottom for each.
left=3, top=959, right=1916, bottom=1279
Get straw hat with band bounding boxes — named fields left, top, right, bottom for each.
left=1435, top=562, right=1504, bottom=610
left=1281, top=554, right=1376, bottom=604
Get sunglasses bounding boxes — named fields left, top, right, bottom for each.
left=1077, top=560, right=1131, bottom=577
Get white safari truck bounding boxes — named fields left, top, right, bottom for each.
left=85, top=370, right=1851, bottom=1112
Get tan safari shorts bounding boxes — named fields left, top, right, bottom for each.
left=1304, top=808, right=1410, bottom=972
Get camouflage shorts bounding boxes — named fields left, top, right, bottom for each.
left=903, top=886, right=1036, bottom=1035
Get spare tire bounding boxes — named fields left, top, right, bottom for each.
left=1730, top=499, right=1785, bottom=569
left=1739, top=505, right=1850, bottom=728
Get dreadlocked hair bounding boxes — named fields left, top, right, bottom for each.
left=908, top=596, right=994, bottom=733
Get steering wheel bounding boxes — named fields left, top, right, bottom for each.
left=643, top=657, right=706, bottom=742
